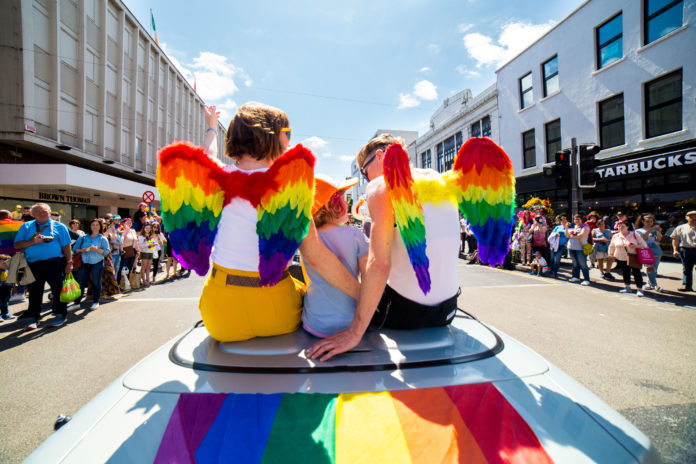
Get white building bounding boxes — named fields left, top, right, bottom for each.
left=0, top=0, right=225, bottom=224
left=412, top=85, right=498, bottom=171
left=496, top=0, right=695, bottom=215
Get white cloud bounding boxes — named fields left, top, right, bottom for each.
left=301, top=136, right=328, bottom=151
left=398, top=93, right=420, bottom=109
left=216, top=99, right=237, bottom=124
left=398, top=80, right=438, bottom=109
left=419, top=67, right=431, bottom=73
left=427, top=44, right=440, bottom=54
left=457, top=23, right=474, bottom=34
left=339, top=155, right=354, bottom=162
left=455, top=65, right=481, bottom=78
left=321, top=152, right=333, bottom=158
left=413, top=80, right=437, bottom=101
left=463, top=20, right=555, bottom=68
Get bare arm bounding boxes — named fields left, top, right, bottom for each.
left=14, top=234, right=42, bottom=250
left=299, top=221, right=360, bottom=299
left=203, top=105, right=218, bottom=157
left=358, top=253, right=368, bottom=282
left=307, top=180, right=394, bottom=361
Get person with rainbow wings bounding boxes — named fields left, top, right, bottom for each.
left=308, top=134, right=516, bottom=361
left=156, top=103, right=359, bottom=342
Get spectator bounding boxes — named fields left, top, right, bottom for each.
left=612, top=212, right=634, bottom=234
left=10, top=205, right=22, bottom=220
left=1, top=210, right=25, bottom=302
left=151, top=222, right=166, bottom=282
left=609, top=221, right=647, bottom=296
left=593, top=218, right=614, bottom=280
left=530, top=216, right=549, bottom=263
left=0, top=253, right=16, bottom=321
left=163, top=229, right=178, bottom=279
left=68, top=219, right=84, bottom=243
left=117, top=218, right=139, bottom=287
left=50, top=211, right=62, bottom=222
left=132, top=202, right=150, bottom=232
left=529, top=250, right=548, bottom=276
left=548, top=214, right=569, bottom=278
left=97, top=218, right=120, bottom=297
left=533, top=206, right=547, bottom=226
left=565, top=214, right=590, bottom=285
left=517, top=211, right=533, bottom=265
left=671, top=211, right=696, bottom=292
left=584, top=211, right=600, bottom=267
left=137, top=222, right=156, bottom=287
left=21, top=206, right=33, bottom=222
left=636, top=213, right=663, bottom=292
left=106, top=215, right=123, bottom=280
left=13, top=203, right=73, bottom=330
left=69, top=218, right=110, bottom=310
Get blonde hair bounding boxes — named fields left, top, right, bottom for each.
left=356, top=133, right=404, bottom=168
left=224, top=102, right=289, bottom=162
left=312, top=191, right=347, bottom=228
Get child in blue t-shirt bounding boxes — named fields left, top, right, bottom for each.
left=302, top=175, right=369, bottom=338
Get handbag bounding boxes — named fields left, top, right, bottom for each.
left=72, top=236, right=84, bottom=268
left=59, top=272, right=81, bottom=303
left=636, top=247, right=655, bottom=265
left=123, top=245, right=135, bottom=259
left=129, top=266, right=141, bottom=289
left=627, top=253, right=641, bottom=269
left=582, top=243, right=593, bottom=256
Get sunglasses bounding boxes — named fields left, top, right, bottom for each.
left=360, top=150, right=382, bottom=182
left=281, top=127, right=291, bottom=141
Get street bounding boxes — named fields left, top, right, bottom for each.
left=0, top=261, right=694, bottom=463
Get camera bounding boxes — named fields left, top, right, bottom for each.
left=42, top=235, right=54, bottom=243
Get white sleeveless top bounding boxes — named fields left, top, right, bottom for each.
left=387, top=201, right=460, bottom=305
left=210, top=164, right=268, bottom=271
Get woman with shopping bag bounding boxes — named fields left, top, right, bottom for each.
left=635, top=214, right=663, bottom=292
left=68, top=219, right=110, bottom=310
left=608, top=221, right=648, bottom=296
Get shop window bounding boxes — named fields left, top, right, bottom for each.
left=644, top=0, right=683, bottom=44
left=645, top=69, right=682, bottom=139
left=626, top=178, right=643, bottom=190
left=599, top=93, right=625, bottom=148
left=667, top=172, right=690, bottom=184
left=607, top=181, right=623, bottom=192
left=544, top=119, right=561, bottom=163
left=542, top=55, right=559, bottom=97
left=522, top=129, right=536, bottom=169
left=596, top=13, right=622, bottom=69
left=519, top=72, right=533, bottom=109
left=644, top=176, right=665, bottom=187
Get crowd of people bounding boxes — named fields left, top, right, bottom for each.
left=510, top=206, right=696, bottom=297
left=0, top=201, right=188, bottom=331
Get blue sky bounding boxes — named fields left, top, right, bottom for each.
left=125, top=0, right=581, bottom=179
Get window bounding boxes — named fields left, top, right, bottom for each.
left=455, top=131, right=463, bottom=150
left=645, top=69, right=682, bottom=138
left=135, top=137, right=143, bottom=161
left=519, top=72, right=533, bottom=109
left=470, top=116, right=491, bottom=138
left=542, top=56, right=559, bottom=97
left=421, top=149, right=431, bottom=169
left=522, top=129, right=536, bottom=168
left=437, top=142, right=444, bottom=172
left=596, top=13, right=622, bottom=69
left=544, top=119, right=561, bottom=163
left=645, top=0, right=683, bottom=44
left=443, top=136, right=456, bottom=171
left=599, top=93, right=625, bottom=148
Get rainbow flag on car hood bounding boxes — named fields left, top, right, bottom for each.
left=155, top=383, right=553, bottom=463
left=0, top=219, right=22, bottom=255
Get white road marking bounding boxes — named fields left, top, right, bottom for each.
left=117, top=297, right=199, bottom=302
left=467, top=283, right=554, bottom=289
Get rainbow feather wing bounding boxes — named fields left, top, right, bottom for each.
left=383, top=143, right=431, bottom=294
left=156, top=142, right=228, bottom=276
left=449, top=137, right=516, bottom=267
left=0, top=219, right=22, bottom=255
left=256, top=145, right=315, bottom=286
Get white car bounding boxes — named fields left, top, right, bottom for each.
left=26, top=311, right=660, bottom=463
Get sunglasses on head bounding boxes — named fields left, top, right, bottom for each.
left=281, top=127, right=291, bottom=141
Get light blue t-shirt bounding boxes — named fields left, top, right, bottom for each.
left=14, top=219, right=71, bottom=263
left=551, top=225, right=568, bottom=247
left=302, top=226, right=369, bottom=338
left=73, top=234, right=110, bottom=264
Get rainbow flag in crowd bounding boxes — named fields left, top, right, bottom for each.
left=0, top=219, right=22, bottom=255
left=154, top=383, right=553, bottom=463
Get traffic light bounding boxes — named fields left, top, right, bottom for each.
left=553, top=149, right=570, bottom=187
left=578, top=144, right=601, bottom=188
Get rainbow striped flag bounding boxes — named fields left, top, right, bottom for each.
left=154, top=383, right=553, bottom=463
left=0, top=218, right=22, bottom=255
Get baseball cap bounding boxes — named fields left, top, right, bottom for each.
left=312, top=174, right=358, bottom=215
left=113, top=214, right=122, bottom=220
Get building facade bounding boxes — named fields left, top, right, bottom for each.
left=496, top=0, right=695, bottom=218
left=0, top=0, right=225, bottom=225
left=411, top=85, right=498, bottom=171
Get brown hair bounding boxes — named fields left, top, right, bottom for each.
left=87, top=218, right=102, bottom=233
left=224, top=102, right=289, bottom=162
left=635, top=213, right=654, bottom=229
left=356, top=133, right=404, bottom=168
left=69, top=219, right=80, bottom=227
left=312, top=191, right=347, bottom=228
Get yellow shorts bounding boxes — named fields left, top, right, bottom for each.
left=199, top=263, right=305, bottom=342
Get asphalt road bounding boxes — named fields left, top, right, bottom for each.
left=0, top=262, right=694, bottom=463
